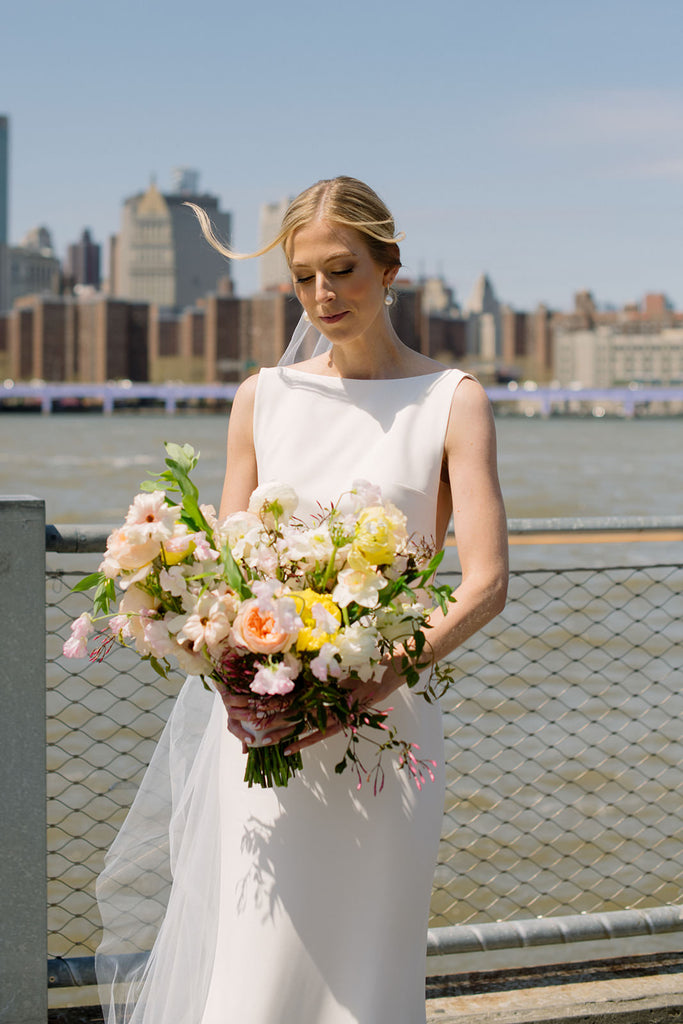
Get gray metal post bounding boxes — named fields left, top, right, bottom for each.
left=0, top=498, right=46, bottom=1024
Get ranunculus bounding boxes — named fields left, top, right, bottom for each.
left=292, top=589, right=342, bottom=652
left=233, top=598, right=299, bottom=655
left=349, top=503, right=407, bottom=568
left=248, top=481, right=298, bottom=529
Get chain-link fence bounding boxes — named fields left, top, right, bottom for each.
left=46, top=555, right=683, bottom=959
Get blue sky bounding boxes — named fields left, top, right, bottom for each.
left=3, top=0, right=682, bottom=310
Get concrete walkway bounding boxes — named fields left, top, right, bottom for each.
left=426, top=955, right=683, bottom=1023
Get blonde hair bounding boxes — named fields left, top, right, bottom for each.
left=187, top=176, right=404, bottom=272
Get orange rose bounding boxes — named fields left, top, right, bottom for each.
left=233, top=599, right=296, bottom=655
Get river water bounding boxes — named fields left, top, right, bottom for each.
left=2, top=411, right=681, bottom=568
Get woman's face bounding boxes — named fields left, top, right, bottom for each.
left=288, top=218, right=397, bottom=342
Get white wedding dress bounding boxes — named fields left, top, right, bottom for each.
left=97, top=365, right=472, bottom=1024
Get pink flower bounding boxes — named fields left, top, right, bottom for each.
left=62, top=613, right=93, bottom=659
left=309, top=642, right=343, bottom=682
left=125, top=491, right=180, bottom=540
left=100, top=526, right=161, bottom=579
left=250, top=660, right=297, bottom=696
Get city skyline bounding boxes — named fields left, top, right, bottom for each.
left=3, top=0, right=682, bottom=311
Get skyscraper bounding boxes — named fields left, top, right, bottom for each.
left=0, top=116, right=8, bottom=312
left=65, top=228, right=101, bottom=288
left=113, top=176, right=232, bottom=309
left=0, top=115, right=8, bottom=245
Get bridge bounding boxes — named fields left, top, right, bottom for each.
left=1, top=380, right=682, bottom=415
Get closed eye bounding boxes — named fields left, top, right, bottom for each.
left=294, top=274, right=314, bottom=284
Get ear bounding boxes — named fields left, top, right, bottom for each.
left=382, top=265, right=399, bottom=288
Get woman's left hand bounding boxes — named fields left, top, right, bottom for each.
left=282, top=659, right=406, bottom=755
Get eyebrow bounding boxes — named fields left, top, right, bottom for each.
left=290, top=250, right=357, bottom=268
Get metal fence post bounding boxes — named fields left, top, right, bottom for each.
left=0, top=498, right=46, bottom=1024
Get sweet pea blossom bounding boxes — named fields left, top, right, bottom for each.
left=250, top=659, right=298, bottom=696
left=309, top=642, right=343, bottom=682
left=350, top=479, right=383, bottom=510
left=62, top=612, right=94, bottom=658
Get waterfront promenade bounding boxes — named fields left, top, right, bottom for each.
left=2, top=380, right=683, bottom=415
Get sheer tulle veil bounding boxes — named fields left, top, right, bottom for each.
left=95, top=313, right=329, bottom=1023
left=278, top=314, right=331, bottom=366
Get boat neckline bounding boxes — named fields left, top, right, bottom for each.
left=275, top=365, right=453, bottom=383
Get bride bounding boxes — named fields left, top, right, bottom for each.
left=97, top=176, right=508, bottom=1024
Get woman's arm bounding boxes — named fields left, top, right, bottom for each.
left=286, top=377, right=509, bottom=753
left=219, top=374, right=259, bottom=519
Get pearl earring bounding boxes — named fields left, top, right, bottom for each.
left=302, top=311, right=310, bottom=322
left=384, top=289, right=395, bottom=307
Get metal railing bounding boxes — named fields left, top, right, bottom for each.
left=4, top=504, right=683, bottom=1018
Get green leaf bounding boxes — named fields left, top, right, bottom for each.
left=71, top=572, right=105, bottom=594
left=221, top=542, right=251, bottom=600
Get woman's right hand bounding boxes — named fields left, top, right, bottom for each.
left=213, top=682, right=300, bottom=753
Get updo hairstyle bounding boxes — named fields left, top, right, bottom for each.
left=187, top=176, right=403, bottom=274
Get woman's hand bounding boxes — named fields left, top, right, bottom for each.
left=213, top=683, right=301, bottom=753
left=282, top=659, right=406, bottom=756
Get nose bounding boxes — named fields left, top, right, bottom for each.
left=315, top=272, right=335, bottom=304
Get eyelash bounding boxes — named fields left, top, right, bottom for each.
left=295, top=268, right=354, bottom=284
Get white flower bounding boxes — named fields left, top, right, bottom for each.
left=248, top=482, right=298, bottom=529
left=159, top=565, right=190, bottom=598
left=125, top=491, right=180, bottom=541
left=335, top=622, right=384, bottom=682
left=375, top=600, right=428, bottom=643
left=350, top=479, right=383, bottom=510
left=309, top=642, right=343, bottom=682
left=332, top=567, right=387, bottom=608
left=180, top=592, right=233, bottom=652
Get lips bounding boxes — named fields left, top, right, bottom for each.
left=319, top=312, right=348, bottom=325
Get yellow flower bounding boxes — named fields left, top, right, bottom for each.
left=350, top=505, right=404, bottom=567
left=293, top=589, right=342, bottom=652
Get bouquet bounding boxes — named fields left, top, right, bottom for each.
left=64, top=443, right=456, bottom=791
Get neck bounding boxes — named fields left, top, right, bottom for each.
left=326, top=316, right=413, bottom=380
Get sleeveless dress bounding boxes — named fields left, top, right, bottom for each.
left=97, top=365, right=472, bottom=1024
